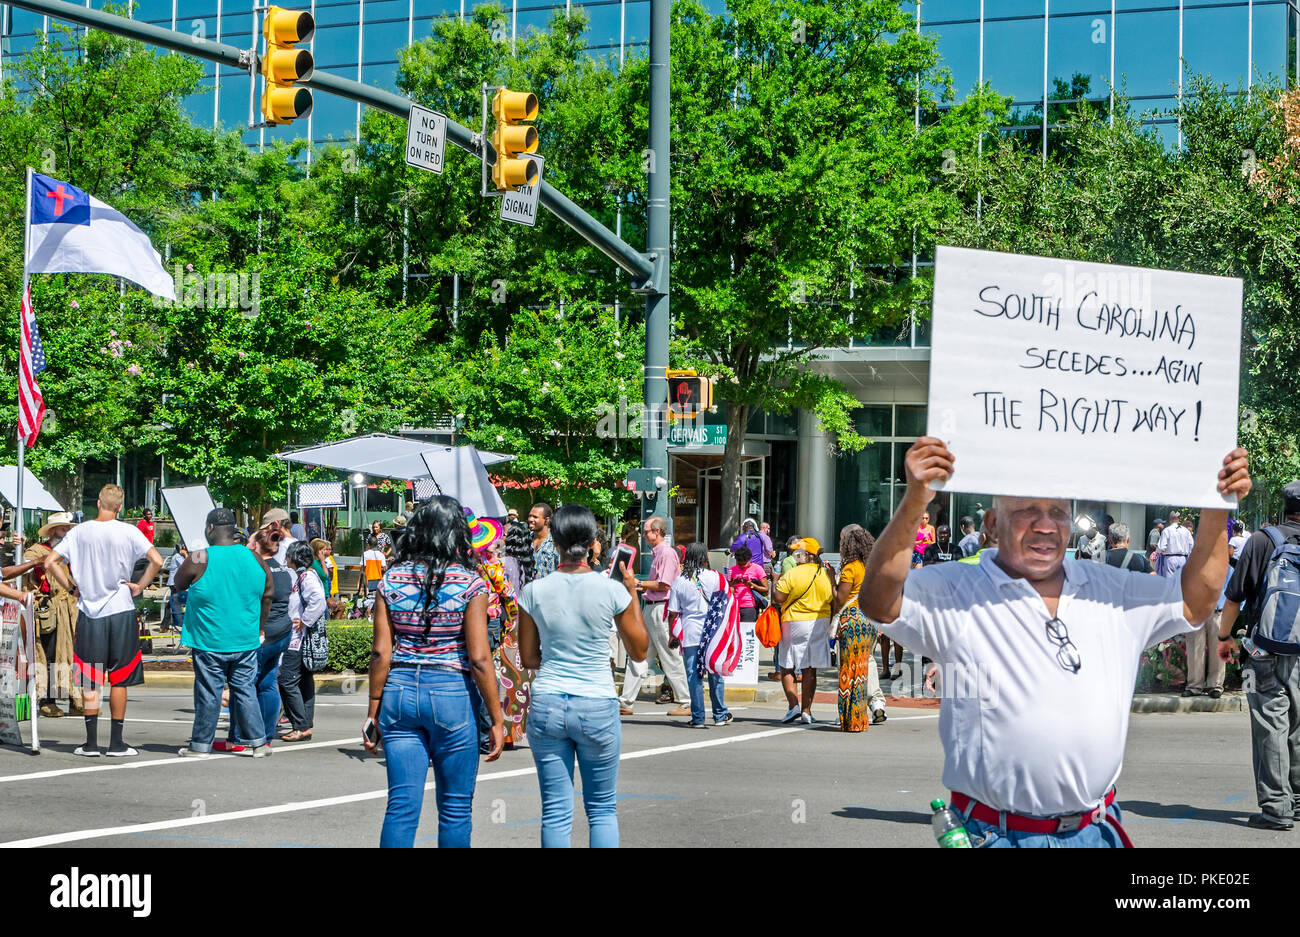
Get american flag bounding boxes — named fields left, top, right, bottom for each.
left=18, top=281, right=46, bottom=447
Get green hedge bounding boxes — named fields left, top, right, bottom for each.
left=326, top=623, right=372, bottom=673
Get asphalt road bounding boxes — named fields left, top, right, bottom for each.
left=0, top=688, right=1287, bottom=848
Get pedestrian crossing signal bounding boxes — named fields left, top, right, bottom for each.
left=667, top=376, right=713, bottom=418
left=490, top=88, right=539, bottom=191
left=261, top=6, right=315, bottom=125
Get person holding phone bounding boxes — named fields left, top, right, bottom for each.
left=517, top=504, right=649, bottom=848
left=726, top=545, right=768, bottom=629
left=363, top=496, right=505, bottom=848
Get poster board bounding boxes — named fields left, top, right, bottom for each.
left=161, top=485, right=216, bottom=551
left=0, top=597, right=35, bottom=751
left=928, top=246, right=1243, bottom=507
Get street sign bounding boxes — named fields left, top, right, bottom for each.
left=405, top=104, right=446, bottom=174
left=666, top=424, right=727, bottom=447
left=499, top=154, right=543, bottom=226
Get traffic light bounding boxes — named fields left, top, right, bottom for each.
left=490, top=87, right=538, bottom=191
left=667, top=375, right=713, bottom=418
left=261, top=6, right=315, bottom=125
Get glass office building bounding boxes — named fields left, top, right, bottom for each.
left=1, top=1, right=1288, bottom=536
left=0, top=0, right=697, bottom=147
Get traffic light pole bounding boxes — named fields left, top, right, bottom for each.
left=641, top=0, right=670, bottom=543
left=3, top=0, right=657, bottom=286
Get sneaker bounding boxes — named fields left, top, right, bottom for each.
left=870, top=706, right=888, bottom=724
left=688, top=722, right=708, bottom=729
left=1247, top=812, right=1293, bottom=831
left=667, top=704, right=692, bottom=717
left=799, top=712, right=815, bottom=725
left=714, top=712, right=734, bottom=726
left=781, top=706, right=801, bottom=724
left=73, top=746, right=101, bottom=757
left=105, top=747, right=139, bottom=757
left=251, top=744, right=273, bottom=758
left=213, top=740, right=246, bottom=753
left=177, top=748, right=211, bottom=759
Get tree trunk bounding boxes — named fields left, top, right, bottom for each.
left=719, top=402, right=750, bottom=549
left=50, top=465, right=85, bottom=518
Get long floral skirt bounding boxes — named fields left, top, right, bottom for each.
left=497, top=629, right=535, bottom=745
left=837, top=604, right=878, bottom=733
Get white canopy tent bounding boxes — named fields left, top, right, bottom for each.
left=274, top=434, right=514, bottom=518
left=0, top=466, right=63, bottom=511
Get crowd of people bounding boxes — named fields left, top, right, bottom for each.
left=17, top=455, right=1300, bottom=849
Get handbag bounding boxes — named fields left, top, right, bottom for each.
left=295, top=572, right=331, bottom=672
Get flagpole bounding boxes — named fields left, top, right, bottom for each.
left=19, top=165, right=36, bottom=752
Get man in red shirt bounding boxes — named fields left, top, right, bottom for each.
left=136, top=508, right=155, bottom=543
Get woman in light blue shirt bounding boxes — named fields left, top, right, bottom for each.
left=517, top=504, right=648, bottom=848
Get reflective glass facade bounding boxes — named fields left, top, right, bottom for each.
left=0, top=0, right=735, bottom=147
left=924, top=0, right=1296, bottom=149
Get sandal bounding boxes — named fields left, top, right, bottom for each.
left=281, top=730, right=312, bottom=742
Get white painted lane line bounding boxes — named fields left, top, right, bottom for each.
left=0, top=737, right=358, bottom=785
left=0, top=726, right=812, bottom=847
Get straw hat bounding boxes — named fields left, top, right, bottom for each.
left=38, top=512, right=77, bottom=538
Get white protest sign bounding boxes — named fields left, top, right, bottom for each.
left=0, top=598, right=26, bottom=749
left=928, top=246, right=1242, bottom=507
left=162, top=485, right=216, bottom=551
left=499, top=154, right=543, bottom=227
left=405, top=104, right=446, bottom=175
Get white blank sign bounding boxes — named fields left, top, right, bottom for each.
left=927, top=246, right=1242, bottom=507
left=161, top=485, right=216, bottom=551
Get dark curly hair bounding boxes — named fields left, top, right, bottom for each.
left=393, top=495, right=476, bottom=633
left=681, top=542, right=710, bottom=581
left=504, top=518, right=536, bottom=585
left=839, top=524, right=875, bottom=567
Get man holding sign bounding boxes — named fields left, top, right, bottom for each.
left=861, top=438, right=1250, bottom=847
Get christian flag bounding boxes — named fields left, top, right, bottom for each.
left=26, top=172, right=176, bottom=299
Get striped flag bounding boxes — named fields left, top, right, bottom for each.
left=19, top=281, right=46, bottom=447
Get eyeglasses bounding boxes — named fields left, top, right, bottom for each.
left=1045, top=617, right=1082, bottom=673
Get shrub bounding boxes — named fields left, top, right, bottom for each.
left=155, top=528, right=178, bottom=549
left=334, top=528, right=364, bottom=556
left=326, top=623, right=372, bottom=673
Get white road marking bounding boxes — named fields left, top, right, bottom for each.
left=0, top=737, right=357, bottom=785
left=0, top=726, right=810, bottom=847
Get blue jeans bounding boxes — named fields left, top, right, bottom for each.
left=528, top=693, right=621, bottom=848
left=226, top=631, right=291, bottom=744
left=190, top=649, right=263, bottom=752
left=379, top=665, right=480, bottom=848
left=962, top=802, right=1128, bottom=848
left=683, top=645, right=729, bottom=725
left=169, top=591, right=187, bottom=631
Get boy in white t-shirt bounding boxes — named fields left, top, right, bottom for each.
left=363, top=537, right=387, bottom=593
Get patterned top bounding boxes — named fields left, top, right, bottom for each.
left=381, top=561, right=487, bottom=669
left=533, top=534, right=559, bottom=580
left=480, top=558, right=519, bottom=631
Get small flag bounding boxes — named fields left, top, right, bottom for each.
left=19, top=282, right=45, bottom=447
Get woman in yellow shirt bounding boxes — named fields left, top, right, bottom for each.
left=832, top=525, right=881, bottom=731
left=773, top=538, right=834, bottom=725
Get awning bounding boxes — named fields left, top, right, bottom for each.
left=275, top=433, right=514, bottom=481
left=0, top=466, right=63, bottom=511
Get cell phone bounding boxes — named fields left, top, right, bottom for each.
left=362, top=718, right=379, bottom=745
left=609, top=544, right=636, bottom=578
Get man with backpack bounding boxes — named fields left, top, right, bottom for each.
left=1104, top=523, right=1153, bottom=573
left=1218, top=480, right=1300, bottom=831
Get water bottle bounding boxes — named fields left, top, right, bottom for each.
left=1239, top=631, right=1269, bottom=660
left=931, top=798, right=972, bottom=848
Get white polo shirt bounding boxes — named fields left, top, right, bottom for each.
left=880, top=549, right=1195, bottom=817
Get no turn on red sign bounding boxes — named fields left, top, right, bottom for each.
left=405, top=104, right=446, bottom=174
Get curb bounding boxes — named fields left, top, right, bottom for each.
left=139, top=669, right=1249, bottom=713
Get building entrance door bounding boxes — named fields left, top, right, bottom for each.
left=697, top=457, right=766, bottom=550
